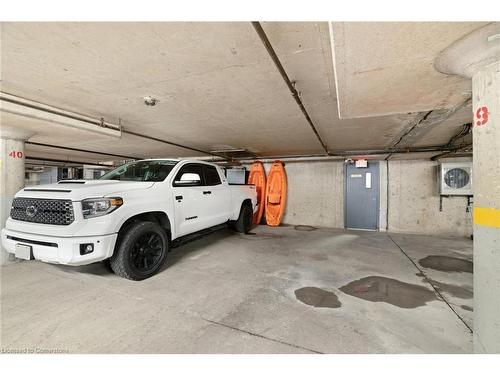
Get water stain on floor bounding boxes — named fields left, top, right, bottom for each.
left=339, top=276, right=437, bottom=309
left=419, top=255, right=473, bottom=273
left=429, top=279, right=473, bottom=299
left=295, top=287, right=342, bottom=308
left=294, top=225, right=317, bottom=232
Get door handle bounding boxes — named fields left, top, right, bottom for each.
left=175, top=195, right=183, bottom=201
left=203, top=191, right=212, bottom=195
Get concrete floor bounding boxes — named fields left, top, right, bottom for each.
left=0, top=225, right=473, bottom=353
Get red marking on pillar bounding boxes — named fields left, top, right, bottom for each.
left=8, top=151, right=24, bottom=158
left=475, top=106, right=489, bottom=126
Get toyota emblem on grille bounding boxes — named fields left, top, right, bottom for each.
left=25, top=205, right=38, bottom=218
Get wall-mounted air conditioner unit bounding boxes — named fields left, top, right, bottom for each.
left=439, top=162, right=473, bottom=196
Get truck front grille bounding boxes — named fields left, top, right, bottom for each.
left=10, top=198, right=75, bottom=225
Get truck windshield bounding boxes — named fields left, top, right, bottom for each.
left=99, top=160, right=178, bottom=182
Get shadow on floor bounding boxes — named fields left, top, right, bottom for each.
left=53, top=225, right=242, bottom=278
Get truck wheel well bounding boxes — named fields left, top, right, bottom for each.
left=119, top=212, right=171, bottom=239
left=238, top=198, right=253, bottom=217
left=242, top=199, right=252, bottom=208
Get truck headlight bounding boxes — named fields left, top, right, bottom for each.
left=81, top=197, right=123, bottom=219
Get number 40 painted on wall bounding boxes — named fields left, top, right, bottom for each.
left=8, top=151, right=24, bottom=158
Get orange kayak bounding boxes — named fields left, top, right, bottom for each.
left=248, top=161, right=267, bottom=224
left=265, top=161, right=287, bottom=226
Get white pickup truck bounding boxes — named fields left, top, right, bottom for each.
left=1, top=159, right=257, bottom=280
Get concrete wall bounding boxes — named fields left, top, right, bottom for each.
left=39, top=167, right=58, bottom=185
left=25, top=172, right=40, bottom=186
left=255, top=160, right=344, bottom=228
left=249, top=157, right=472, bottom=237
left=387, top=159, right=473, bottom=237
left=281, top=161, right=344, bottom=228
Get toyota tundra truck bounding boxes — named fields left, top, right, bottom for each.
left=1, top=159, right=257, bottom=280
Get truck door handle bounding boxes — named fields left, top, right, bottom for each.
left=175, top=195, right=183, bottom=201
left=203, top=191, right=212, bottom=195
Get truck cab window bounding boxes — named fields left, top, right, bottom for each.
left=173, top=164, right=206, bottom=186
left=100, top=160, right=178, bottom=182
left=204, top=166, right=222, bottom=186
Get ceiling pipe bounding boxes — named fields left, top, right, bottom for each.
left=444, top=122, right=472, bottom=148
left=1, top=92, right=231, bottom=161
left=431, top=152, right=473, bottom=160
left=431, top=144, right=473, bottom=161
left=26, top=156, right=114, bottom=167
left=121, top=130, right=231, bottom=161
left=199, top=144, right=470, bottom=164
left=430, top=122, right=473, bottom=161
left=387, top=97, right=472, bottom=159
left=0, top=92, right=121, bottom=137
left=238, top=156, right=343, bottom=163
left=26, top=141, right=140, bottom=160
left=251, top=22, right=330, bottom=156
left=329, top=146, right=454, bottom=156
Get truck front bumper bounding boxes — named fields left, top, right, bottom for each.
left=1, top=228, right=118, bottom=266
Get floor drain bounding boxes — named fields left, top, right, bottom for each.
left=294, top=225, right=317, bottom=232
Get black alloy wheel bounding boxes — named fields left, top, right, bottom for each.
left=110, top=221, right=169, bottom=280
left=129, top=232, right=164, bottom=273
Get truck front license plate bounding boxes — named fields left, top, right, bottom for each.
left=15, top=243, right=33, bottom=260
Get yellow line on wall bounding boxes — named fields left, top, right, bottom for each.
left=474, top=207, right=500, bottom=228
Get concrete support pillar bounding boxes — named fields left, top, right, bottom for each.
left=435, top=23, right=500, bottom=353
left=472, top=61, right=500, bottom=353
left=0, top=137, right=26, bottom=266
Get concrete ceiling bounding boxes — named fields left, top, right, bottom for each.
left=330, top=22, right=490, bottom=118
left=0, top=22, right=483, bottom=163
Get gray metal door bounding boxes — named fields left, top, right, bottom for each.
left=345, top=162, right=379, bottom=230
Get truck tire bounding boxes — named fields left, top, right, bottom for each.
left=233, top=201, right=253, bottom=233
left=110, top=221, right=169, bottom=281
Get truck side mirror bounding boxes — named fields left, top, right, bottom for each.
left=174, top=173, right=201, bottom=186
